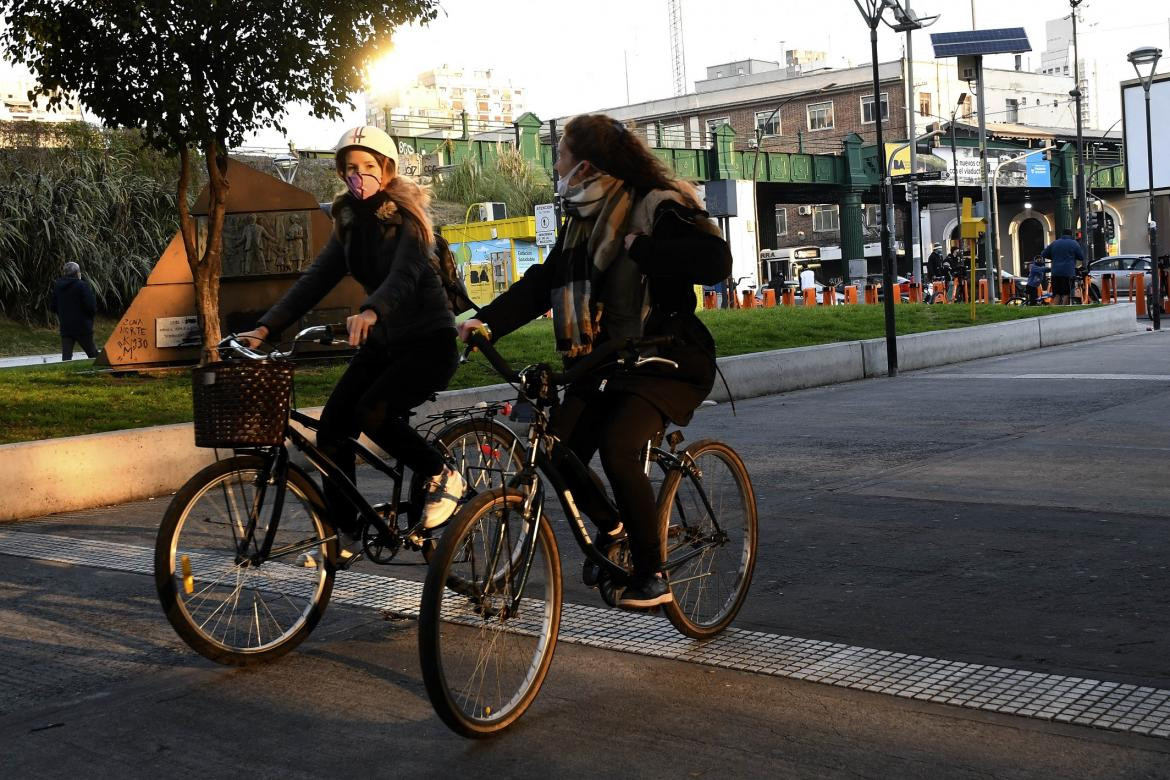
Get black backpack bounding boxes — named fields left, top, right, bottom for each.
left=431, top=234, right=477, bottom=316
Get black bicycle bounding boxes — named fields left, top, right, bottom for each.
left=154, top=325, right=525, bottom=666
left=418, top=331, right=758, bottom=737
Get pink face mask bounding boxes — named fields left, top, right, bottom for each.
left=346, top=172, right=381, bottom=200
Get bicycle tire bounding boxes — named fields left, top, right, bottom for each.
left=155, top=455, right=336, bottom=666
left=425, top=417, right=525, bottom=499
left=418, top=488, right=561, bottom=738
left=658, top=439, right=757, bottom=639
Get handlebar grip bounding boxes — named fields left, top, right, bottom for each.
left=467, top=330, right=520, bottom=383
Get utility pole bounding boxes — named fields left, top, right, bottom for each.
left=975, top=57, right=996, bottom=302
left=1070, top=0, right=1090, bottom=263
left=904, top=0, right=923, bottom=284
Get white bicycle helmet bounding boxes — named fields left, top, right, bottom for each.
left=334, top=126, right=399, bottom=174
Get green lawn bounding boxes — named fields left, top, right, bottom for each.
left=0, top=316, right=120, bottom=357
left=0, top=304, right=1080, bottom=444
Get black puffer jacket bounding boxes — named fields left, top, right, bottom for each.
left=259, top=191, right=454, bottom=344
left=478, top=197, right=731, bottom=425
left=49, top=276, right=97, bottom=336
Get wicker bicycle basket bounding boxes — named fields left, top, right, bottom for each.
left=191, top=360, right=295, bottom=448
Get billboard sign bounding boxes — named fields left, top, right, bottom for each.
left=885, top=144, right=1050, bottom=188
left=1121, top=72, right=1170, bottom=195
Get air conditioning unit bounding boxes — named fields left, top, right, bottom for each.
left=473, top=202, right=507, bottom=222
left=957, top=56, right=978, bottom=83
left=798, top=205, right=813, bottom=216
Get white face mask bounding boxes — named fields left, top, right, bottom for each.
left=555, top=161, right=586, bottom=199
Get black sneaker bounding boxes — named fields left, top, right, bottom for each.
left=618, top=574, right=673, bottom=609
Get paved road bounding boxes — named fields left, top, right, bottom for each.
left=3, top=329, right=1170, bottom=777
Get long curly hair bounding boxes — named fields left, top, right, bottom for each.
left=563, top=114, right=700, bottom=208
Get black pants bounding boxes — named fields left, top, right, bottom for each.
left=61, top=331, right=98, bottom=360
left=552, top=389, right=667, bottom=578
left=318, top=329, right=458, bottom=531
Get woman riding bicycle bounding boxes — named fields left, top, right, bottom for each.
left=457, top=114, right=732, bottom=609
left=238, top=125, right=465, bottom=541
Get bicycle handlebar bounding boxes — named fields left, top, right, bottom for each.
left=217, top=324, right=349, bottom=361
left=465, top=328, right=675, bottom=388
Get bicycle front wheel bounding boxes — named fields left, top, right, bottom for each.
left=154, top=455, right=335, bottom=665
left=659, top=439, right=757, bottom=639
left=418, top=488, right=561, bottom=738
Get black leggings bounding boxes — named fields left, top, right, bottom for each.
left=61, top=332, right=98, bottom=360
left=552, top=390, right=667, bottom=578
left=318, top=329, right=458, bottom=531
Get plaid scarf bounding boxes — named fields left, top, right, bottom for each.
left=551, top=173, right=634, bottom=357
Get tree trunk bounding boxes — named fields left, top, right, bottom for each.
left=175, top=143, right=230, bottom=363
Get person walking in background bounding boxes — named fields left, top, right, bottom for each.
left=1025, top=254, right=1047, bottom=305
left=927, top=242, right=943, bottom=281
left=49, top=261, right=98, bottom=360
left=1041, top=228, right=1084, bottom=306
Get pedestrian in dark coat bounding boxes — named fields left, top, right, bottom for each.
left=1041, top=229, right=1085, bottom=305
left=49, top=262, right=98, bottom=360
left=458, top=113, right=733, bottom=609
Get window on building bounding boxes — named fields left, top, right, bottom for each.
left=807, top=101, right=835, bottom=131
left=774, top=206, right=788, bottom=237
left=919, top=93, right=932, bottom=118
left=705, top=116, right=731, bottom=141
left=646, top=126, right=657, bottom=146
left=1005, top=98, right=1019, bottom=123
left=863, top=204, right=881, bottom=227
left=813, top=204, right=840, bottom=232
left=661, top=123, right=686, bottom=149
left=754, top=110, right=780, bottom=138
left=860, top=93, right=889, bottom=124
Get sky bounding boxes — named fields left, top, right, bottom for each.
left=5, top=0, right=1168, bottom=150
left=242, top=0, right=1170, bottom=150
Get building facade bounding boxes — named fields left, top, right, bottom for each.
left=365, top=64, right=526, bottom=137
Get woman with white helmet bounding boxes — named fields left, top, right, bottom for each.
left=238, top=125, right=465, bottom=541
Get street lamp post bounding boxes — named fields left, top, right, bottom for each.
left=855, top=0, right=899, bottom=377
left=1128, top=46, right=1163, bottom=331
left=1070, top=0, right=1089, bottom=265
left=949, top=93, right=967, bottom=255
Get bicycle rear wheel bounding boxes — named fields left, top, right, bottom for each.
left=418, top=488, right=561, bottom=737
left=659, top=439, right=757, bottom=639
left=431, top=417, right=525, bottom=498
left=155, top=455, right=335, bottom=665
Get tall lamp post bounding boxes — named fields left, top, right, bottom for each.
left=1129, top=46, right=1163, bottom=331
left=948, top=93, right=968, bottom=254
left=1070, top=0, right=1089, bottom=263
left=855, top=0, right=902, bottom=377
left=752, top=83, right=836, bottom=288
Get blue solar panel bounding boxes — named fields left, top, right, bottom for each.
left=930, top=27, right=1031, bottom=58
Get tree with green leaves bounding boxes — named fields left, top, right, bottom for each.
left=1, top=0, right=438, bottom=356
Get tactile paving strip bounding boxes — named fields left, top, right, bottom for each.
left=3, top=529, right=1168, bottom=739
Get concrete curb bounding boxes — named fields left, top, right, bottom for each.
left=0, top=305, right=1137, bottom=522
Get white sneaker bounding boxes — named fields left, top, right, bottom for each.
left=422, top=467, right=465, bottom=529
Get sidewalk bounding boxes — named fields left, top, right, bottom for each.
left=0, top=352, right=63, bottom=369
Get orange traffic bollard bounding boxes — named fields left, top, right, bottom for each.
left=1135, top=273, right=1146, bottom=316
left=782, top=288, right=795, bottom=306
left=977, top=279, right=988, bottom=303
left=864, top=284, right=878, bottom=304
left=822, top=287, right=834, bottom=306
left=742, top=290, right=755, bottom=308
left=909, top=283, right=922, bottom=303
left=763, top=288, right=776, bottom=307
left=1081, top=275, right=1092, bottom=305
left=803, top=288, right=817, bottom=306
left=703, top=291, right=717, bottom=309
left=845, top=285, right=858, bottom=304
left=1128, top=273, right=1140, bottom=302
left=1002, top=278, right=1015, bottom=301
left=1101, top=273, right=1117, bottom=304
left=933, top=281, right=947, bottom=303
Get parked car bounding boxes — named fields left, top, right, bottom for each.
left=1086, top=254, right=1151, bottom=298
